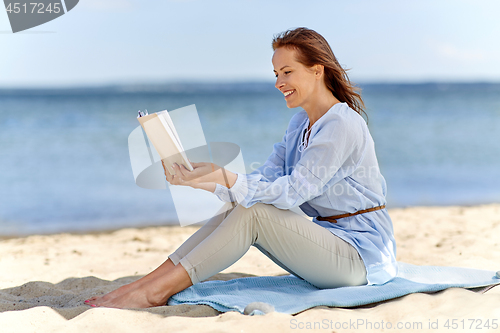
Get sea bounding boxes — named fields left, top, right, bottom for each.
left=1, top=82, right=499, bottom=236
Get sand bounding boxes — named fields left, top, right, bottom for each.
left=1, top=204, right=499, bottom=332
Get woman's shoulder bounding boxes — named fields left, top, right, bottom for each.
left=286, top=104, right=366, bottom=134
left=314, top=103, right=368, bottom=147
left=322, top=103, right=365, bottom=125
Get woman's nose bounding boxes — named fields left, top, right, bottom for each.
left=275, top=77, right=284, bottom=90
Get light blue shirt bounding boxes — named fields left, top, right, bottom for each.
left=214, top=102, right=398, bottom=285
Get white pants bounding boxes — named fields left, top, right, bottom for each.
left=168, top=203, right=367, bottom=289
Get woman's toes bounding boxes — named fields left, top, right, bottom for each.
left=85, top=297, right=97, bottom=305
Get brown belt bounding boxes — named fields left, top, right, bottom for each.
left=316, top=205, right=386, bottom=223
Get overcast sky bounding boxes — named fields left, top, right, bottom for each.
left=1, top=0, right=499, bottom=88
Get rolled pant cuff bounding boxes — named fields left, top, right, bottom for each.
left=179, top=257, right=201, bottom=285
left=168, top=252, right=182, bottom=266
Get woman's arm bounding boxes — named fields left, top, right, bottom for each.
left=163, top=130, right=288, bottom=195
left=164, top=114, right=365, bottom=210
left=226, top=116, right=366, bottom=209
left=210, top=132, right=289, bottom=203
left=162, top=160, right=237, bottom=191
left=165, top=115, right=365, bottom=209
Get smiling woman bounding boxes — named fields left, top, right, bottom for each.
left=272, top=27, right=367, bottom=121
left=86, top=27, right=397, bottom=309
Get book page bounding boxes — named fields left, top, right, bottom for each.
left=155, top=112, right=178, bottom=146
left=157, top=111, right=182, bottom=146
left=137, top=114, right=192, bottom=175
left=157, top=111, right=193, bottom=171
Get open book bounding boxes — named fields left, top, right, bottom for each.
left=137, top=110, right=193, bottom=175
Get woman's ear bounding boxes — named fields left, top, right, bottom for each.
left=314, top=64, right=324, bottom=78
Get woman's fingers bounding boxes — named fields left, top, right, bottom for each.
left=191, top=162, right=218, bottom=172
left=190, top=162, right=204, bottom=168
left=162, top=160, right=197, bottom=187
left=162, top=160, right=169, bottom=177
left=179, top=163, right=192, bottom=174
left=174, top=163, right=202, bottom=182
left=172, top=163, right=186, bottom=179
left=190, top=162, right=212, bottom=172
left=162, top=160, right=175, bottom=184
left=165, top=161, right=219, bottom=186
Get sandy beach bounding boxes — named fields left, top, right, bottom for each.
left=1, top=204, right=499, bottom=333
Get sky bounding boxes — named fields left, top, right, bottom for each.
left=1, top=0, right=499, bottom=88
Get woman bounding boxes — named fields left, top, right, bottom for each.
left=85, top=27, right=397, bottom=309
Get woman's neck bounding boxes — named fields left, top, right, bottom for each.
left=303, top=86, right=340, bottom=128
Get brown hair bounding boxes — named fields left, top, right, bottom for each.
left=272, top=27, right=367, bottom=121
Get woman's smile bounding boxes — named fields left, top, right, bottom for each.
left=284, top=89, right=295, bottom=99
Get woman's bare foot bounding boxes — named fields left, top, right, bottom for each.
left=88, top=263, right=192, bottom=309
left=91, top=277, right=168, bottom=308
left=85, top=281, right=141, bottom=305
left=84, top=258, right=176, bottom=306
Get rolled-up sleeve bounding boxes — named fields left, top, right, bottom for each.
left=214, top=132, right=287, bottom=203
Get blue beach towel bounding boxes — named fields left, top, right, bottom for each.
left=167, top=262, right=500, bottom=315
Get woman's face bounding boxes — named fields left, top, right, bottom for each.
left=272, top=47, right=318, bottom=109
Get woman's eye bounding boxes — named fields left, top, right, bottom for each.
left=275, top=71, right=291, bottom=78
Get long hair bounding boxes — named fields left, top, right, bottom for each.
left=272, top=27, right=367, bottom=122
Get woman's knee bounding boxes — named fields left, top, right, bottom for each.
left=220, top=203, right=279, bottom=235
left=244, top=202, right=284, bottom=216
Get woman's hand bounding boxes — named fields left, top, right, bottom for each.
left=172, top=162, right=218, bottom=184
left=162, top=160, right=237, bottom=190
left=162, top=160, right=216, bottom=192
left=173, top=161, right=238, bottom=188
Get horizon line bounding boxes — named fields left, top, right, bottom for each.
left=1, top=79, right=500, bottom=91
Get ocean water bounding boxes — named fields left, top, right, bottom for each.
left=1, top=82, right=499, bottom=236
